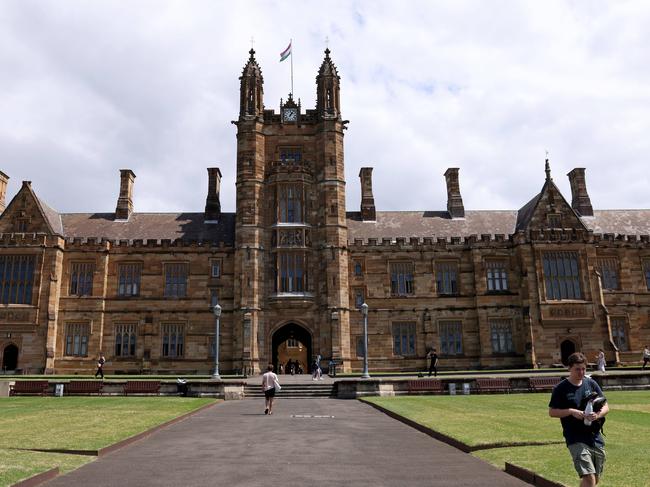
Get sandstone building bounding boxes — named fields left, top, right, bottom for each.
left=1, top=50, right=649, bottom=375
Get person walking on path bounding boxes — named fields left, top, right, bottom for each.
left=426, top=348, right=439, bottom=377
left=549, top=352, right=609, bottom=487
left=312, top=354, right=323, bottom=380
left=94, top=352, right=106, bottom=379
left=261, top=364, right=280, bottom=415
left=642, top=345, right=650, bottom=369
left=596, top=349, right=606, bottom=373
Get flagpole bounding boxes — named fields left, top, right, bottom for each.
left=290, top=38, right=294, bottom=96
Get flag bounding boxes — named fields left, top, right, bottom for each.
left=280, top=41, right=292, bottom=62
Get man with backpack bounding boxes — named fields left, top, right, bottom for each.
left=549, top=352, right=609, bottom=487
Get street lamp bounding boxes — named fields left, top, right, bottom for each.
left=360, top=302, right=370, bottom=379
left=212, top=303, right=222, bottom=380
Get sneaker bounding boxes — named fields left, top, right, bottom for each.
left=264, top=408, right=269, bottom=415
left=319, top=377, right=324, bottom=380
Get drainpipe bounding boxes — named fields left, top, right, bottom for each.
left=595, top=270, right=619, bottom=364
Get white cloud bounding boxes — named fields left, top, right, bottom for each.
left=1, top=0, right=648, bottom=215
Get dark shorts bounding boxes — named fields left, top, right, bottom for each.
left=264, top=387, right=276, bottom=398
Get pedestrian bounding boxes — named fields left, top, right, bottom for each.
left=261, top=364, right=280, bottom=415
left=426, top=348, right=439, bottom=377
left=278, top=363, right=284, bottom=375
left=94, top=352, right=106, bottom=379
left=312, top=354, right=322, bottom=380
left=596, top=349, right=606, bottom=373
left=549, top=352, right=609, bottom=487
left=287, top=359, right=295, bottom=375
left=642, top=345, right=650, bottom=370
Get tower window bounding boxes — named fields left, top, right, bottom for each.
left=275, top=252, right=308, bottom=293
left=279, top=147, right=302, bottom=164
left=278, top=184, right=304, bottom=223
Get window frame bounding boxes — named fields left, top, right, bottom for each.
left=610, top=317, right=629, bottom=352
left=164, top=262, right=189, bottom=298
left=542, top=251, right=583, bottom=301
left=210, top=259, right=222, bottom=278
left=65, top=323, right=90, bottom=357
left=439, top=320, right=463, bottom=356
left=114, top=323, right=137, bottom=358
left=117, top=262, right=142, bottom=297
left=389, top=261, right=415, bottom=296
left=275, top=251, right=308, bottom=293
left=485, top=259, right=509, bottom=293
left=161, top=323, right=185, bottom=358
left=0, top=254, right=36, bottom=305
left=352, top=287, right=365, bottom=309
left=489, top=319, right=514, bottom=354
left=392, top=321, right=416, bottom=357
left=642, top=260, right=650, bottom=291
left=595, top=257, right=620, bottom=291
left=435, top=260, right=459, bottom=296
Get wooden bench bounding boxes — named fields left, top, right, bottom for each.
left=66, top=380, right=104, bottom=395
left=528, top=376, right=562, bottom=392
left=408, top=378, right=444, bottom=394
left=9, top=380, right=49, bottom=396
left=474, top=377, right=511, bottom=394
left=123, top=380, right=160, bottom=396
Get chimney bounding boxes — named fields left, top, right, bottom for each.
left=115, top=169, right=136, bottom=220
left=204, top=167, right=222, bottom=222
left=567, top=168, right=593, bottom=217
left=359, top=167, right=376, bottom=221
left=0, top=171, right=8, bottom=214
left=444, top=168, right=465, bottom=218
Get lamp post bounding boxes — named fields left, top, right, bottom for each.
left=360, top=302, right=370, bottom=379
left=212, top=303, right=222, bottom=380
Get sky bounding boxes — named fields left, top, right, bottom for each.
left=1, top=0, right=649, bottom=216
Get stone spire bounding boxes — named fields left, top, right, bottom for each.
left=316, top=48, right=341, bottom=120
left=239, top=49, right=264, bottom=119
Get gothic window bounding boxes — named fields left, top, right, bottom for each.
left=65, top=323, right=89, bottom=357
left=353, top=261, right=363, bottom=277
left=17, top=219, right=28, bottom=232
left=490, top=319, right=514, bottom=353
left=353, top=287, right=365, bottom=309
left=115, top=324, right=137, bottom=357
left=392, top=322, right=416, bottom=356
left=277, top=184, right=304, bottom=223
left=275, top=252, right=308, bottom=293
left=440, top=321, right=463, bottom=355
left=118, top=263, right=141, bottom=297
left=390, top=262, right=414, bottom=296
left=486, top=260, right=508, bottom=292
left=210, top=259, right=222, bottom=278
left=610, top=317, right=629, bottom=351
left=209, top=288, right=219, bottom=308
left=161, top=324, right=184, bottom=358
left=164, top=263, right=188, bottom=297
left=542, top=251, right=582, bottom=300
left=435, top=261, right=459, bottom=295
left=69, top=262, right=94, bottom=296
left=0, top=255, right=35, bottom=305
left=595, top=257, right=620, bottom=290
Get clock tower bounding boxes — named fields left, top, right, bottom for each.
left=233, top=48, right=351, bottom=374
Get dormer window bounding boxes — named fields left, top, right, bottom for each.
left=547, top=214, right=562, bottom=228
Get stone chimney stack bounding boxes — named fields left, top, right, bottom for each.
left=204, top=167, right=222, bottom=222
left=115, top=169, right=136, bottom=220
left=0, top=171, right=9, bottom=214
left=567, top=168, right=593, bottom=217
left=444, top=168, right=465, bottom=218
left=359, top=167, right=376, bottom=221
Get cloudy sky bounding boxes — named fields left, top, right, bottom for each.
left=1, top=1, right=649, bottom=216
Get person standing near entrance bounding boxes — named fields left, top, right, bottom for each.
left=426, top=348, right=439, bottom=377
left=549, top=352, right=609, bottom=487
left=94, top=352, right=105, bottom=379
left=642, top=345, right=650, bottom=369
left=596, top=349, right=606, bottom=373
left=262, top=364, right=280, bottom=415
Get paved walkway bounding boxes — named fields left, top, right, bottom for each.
left=45, top=399, right=528, bottom=487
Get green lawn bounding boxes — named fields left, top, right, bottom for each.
left=364, top=391, right=650, bottom=487
left=0, top=397, right=216, bottom=486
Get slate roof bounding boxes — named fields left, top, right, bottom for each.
left=36, top=197, right=64, bottom=235
left=60, top=213, right=236, bottom=245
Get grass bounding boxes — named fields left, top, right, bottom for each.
left=0, top=397, right=216, bottom=486
left=364, top=391, right=650, bottom=487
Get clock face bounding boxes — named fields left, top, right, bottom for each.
left=283, top=108, right=298, bottom=122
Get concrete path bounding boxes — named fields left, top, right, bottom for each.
left=44, top=399, right=528, bottom=487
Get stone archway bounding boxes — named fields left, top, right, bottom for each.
left=271, top=323, right=312, bottom=375
left=2, top=344, right=18, bottom=371
left=560, top=339, right=576, bottom=365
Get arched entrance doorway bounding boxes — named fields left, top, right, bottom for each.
left=560, top=339, right=576, bottom=365
left=271, top=323, right=312, bottom=375
left=2, top=344, right=18, bottom=371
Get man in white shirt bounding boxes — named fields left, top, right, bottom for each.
left=261, top=364, right=279, bottom=415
